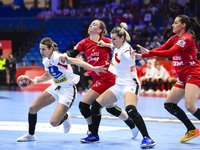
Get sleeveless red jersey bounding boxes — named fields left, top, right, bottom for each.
left=142, top=32, right=200, bottom=82
left=76, top=36, right=114, bottom=79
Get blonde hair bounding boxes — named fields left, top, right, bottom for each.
left=40, top=37, right=58, bottom=51
left=111, top=22, right=131, bottom=42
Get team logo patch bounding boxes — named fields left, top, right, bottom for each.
left=176, top=37, right=186, bottom=47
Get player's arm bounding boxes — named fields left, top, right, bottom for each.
left=97, top=40, right=112, bottom=48
left=148, top=45, right=180, bottom=58
left=31, top=71, right=52, bottom=84
left=138, top=39, right=172, bottom=58
left=64, top=55, right=107, bottom=76
left=67, top=49, right=80, bottom=57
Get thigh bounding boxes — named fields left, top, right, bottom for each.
left=185, top=83, right=200, bottom=109
left=165, top=86, right=185, bottom=103
left=51, top=103, right=69, bottom=123
left=97, top=89, right=117, bottom=107
left=30, top=91, right=55, bottom=113
left=162, top=77, right=167, bottom=82
left=58, top=85, right=77, bottom=108
left=124, top=92, right=138, bottom=107
left=140, top=77, right=144, bottom=82
left=81, top=88, right=100, bottom=105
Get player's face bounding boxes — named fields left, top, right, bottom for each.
left=88, top=20, right=102, bottom=35
left=140, top=60, right=145, bottom=66
left=111, top=33, right=124, bottom=48
left=172, top=17, right=185, bottom=34
left=147, top=63, right=151, bottom=68
left=156, top=64, right=160, bottom=70
left=40, top=44, right=53, bottom=58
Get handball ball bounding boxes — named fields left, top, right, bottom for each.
left=17, top=75, right=31, bottom=87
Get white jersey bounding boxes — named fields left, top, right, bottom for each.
left=145, top=66, right=156, bottom=78
left=154, top=66, right=169, bottom=79
left=42, top=51, right=80, bottom=87
left=109, top=42, right=139, bottom=85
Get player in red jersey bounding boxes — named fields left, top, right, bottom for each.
left=135, top=15, right=200, bottom=142
left=60, top=20, right=137, bottom=141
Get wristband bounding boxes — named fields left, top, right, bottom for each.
left=110, top=43, right=114, bottom=49
left=33, top=79, right=38, bottom=84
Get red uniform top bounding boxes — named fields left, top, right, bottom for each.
left=76, top=36, right=115, bottom=81
left=142, top=32, right=200, bottom=82
left=168, top=66, right=177, bottom=77
left=137, top=64, right=147, bottom=78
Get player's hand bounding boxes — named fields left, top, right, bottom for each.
left=134, top=53, right=142, bottom=59
left=59, top=53, right=69, bottom=63
left=137, top=44, right=149, bottom=54
left=130, top=50, right=142, bottom=59
left=97, top=40, right=106, bottom=47
left=129, top=47, right=136, bottom=61
left=92, top=66, right=108, bottom=76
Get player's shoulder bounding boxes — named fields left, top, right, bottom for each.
left=42, top=57, right=48, bottom=65
left=122, top=42, right=131, bottom=52
left=183, top=32, right=193, bottom=41
left=167, top=34, right=177, bottom=41
left=79, top=38, right=87, bottom=44
left=100, top=36, right=111, bottom=43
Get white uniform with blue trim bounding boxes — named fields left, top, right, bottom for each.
left=108, top=42, right=141, bottom=100
left=43, top=51, right=80, bottom=107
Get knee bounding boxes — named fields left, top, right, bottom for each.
left=164, top=103, right=178, bottom=116
left=91, top=100, right=103, bottom=116
left=29, top=105, right=37, bottom=114
left=50, top=119, right=59, bottom=127
left=106, top=105, right=122, bottom=117
left=185, top=103, right=196, bottom=114
left=125, top=105, right=140, bottom=120
left=79, top=101, right=91, bottom=118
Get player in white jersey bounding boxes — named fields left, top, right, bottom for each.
left=140, top=62, right=156, bottom=93
left=81, top=23, right=156, bottom=149
left=152, top=62, right=169, bottom=94
left=17, top=37, right=106, bottom=142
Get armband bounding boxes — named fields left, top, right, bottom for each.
left=33, top=79, right=38, bottom=84
left=68, top=49, right=80, bottom=58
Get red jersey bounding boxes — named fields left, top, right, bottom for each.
left=142, top=32, right=200, bottom=82
left=137, top=64, right=147, bottom=78
left=168, top=66, right=177, bottom=77
left=76, top=36, right=114, bottom=80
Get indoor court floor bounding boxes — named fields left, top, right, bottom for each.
left=0, top=89, right=200, bottom=150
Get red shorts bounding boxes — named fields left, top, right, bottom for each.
left=91, top=75, right=115, bottom=94
left=174, top=75, right=200, bottom=89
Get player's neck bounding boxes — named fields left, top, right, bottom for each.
left=177, top=30, right=186, bottom=37
left=90, top=34, right=100, bottom=43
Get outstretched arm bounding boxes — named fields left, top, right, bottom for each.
left=60, top=54, right=107, bottom=76
left=30, top=71, right=52, bottom=85
left=148, top=45, right=180, bottom=58
left=137, top=40, right=172, bottom=58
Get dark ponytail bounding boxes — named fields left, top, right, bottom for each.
left=189, top=17, right=200, bottom=41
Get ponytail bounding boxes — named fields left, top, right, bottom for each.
left=111, top=22, right=131, bottom=42
left=189, top=17, right=200, bottom=41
